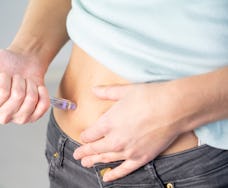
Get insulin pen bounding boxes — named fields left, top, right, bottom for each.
left=50, top=96, right=77, bottom=111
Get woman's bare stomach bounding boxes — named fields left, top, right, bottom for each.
left=53, top=44, right=198, bottom=156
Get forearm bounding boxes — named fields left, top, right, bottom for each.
left=171, top=67, right=228, bottom=133
left=8, top=0, right=71, bottom=70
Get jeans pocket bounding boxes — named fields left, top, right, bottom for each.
left=173, top=162, right=228, bottom=188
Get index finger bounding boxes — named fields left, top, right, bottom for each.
left=29, top=86, right=50, bottom=122
left=80, top=115, right=110, bottom=143
left=102, top=159, right=144, bottom=182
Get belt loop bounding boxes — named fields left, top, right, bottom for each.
left=57, top=135, right=68, bottom=168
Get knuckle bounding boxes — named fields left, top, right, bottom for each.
left=0, top=116, right=10, bottom=124
left=0, top=72, right=7, bottom=77
left=43, top=99, right=51, bottom=110
left=0, top=88, right=10, bottom=101
left=11, top=90, right=25, bottom=101
left=38, top=101, right=50, bottom=113
left=29, top=114, right=40, bottom=123
left=11, top=114, right=25, bottom=125
left=100, top=124, right=110, bottom=135
left=100, top=154, right=109, bottom=163
left=26, top=93, right=38, bottom=104
left=0, top=73, right=9, bottom=83
left=15, top=116, right=30, bottom=124
left=124, top=149, right=134, bottom=158
left=111, top=140, right=124, bottom=152
left=88, top=144, right=97, bottom=154
left=31, top=113, right=43, bottom=122
left=103, top=155, right=114, bottom=163
left=13, top=119, right=25, bottom=125
left=81, top=158, right=89, bottom=167
left=99, top=116, right=111, bottom=131
left=140, top=153, right=151, bottom=163
left=28, top=116, right=38, bottom=123
left=43, top=103, right=50, bottom=112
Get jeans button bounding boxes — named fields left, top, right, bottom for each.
left=53, top=152, right=59, bottom=158
left=166, top=182, right=174, bottom=188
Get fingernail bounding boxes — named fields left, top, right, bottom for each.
left=101, top=169, right=112, bottom=182
left=103, top=174, right=110, bottom=182
left=81, top=158, right=90, bottom=167
left=73, top=151, right=79, bottom=160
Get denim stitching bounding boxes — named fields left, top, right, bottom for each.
left=145, top=162, right=165, bottom=188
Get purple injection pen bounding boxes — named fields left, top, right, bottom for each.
left=50, top=96, right=77, bottom=110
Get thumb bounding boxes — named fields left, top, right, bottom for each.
left=92, top=84, right=131, bottom=101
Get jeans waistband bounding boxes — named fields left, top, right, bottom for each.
left=46, top=109, right=228, bottom=187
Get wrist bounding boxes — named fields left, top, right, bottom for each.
left=8, top=35, right=54, bottom=65
left=7, top=0, right=70, bottom=65
left=169, top=70, right=228, bottom=133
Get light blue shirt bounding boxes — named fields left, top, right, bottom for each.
left=67, top=0, right=228, bottom=149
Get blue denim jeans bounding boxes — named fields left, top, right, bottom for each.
left=45, top=110, right=228, bottom=188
